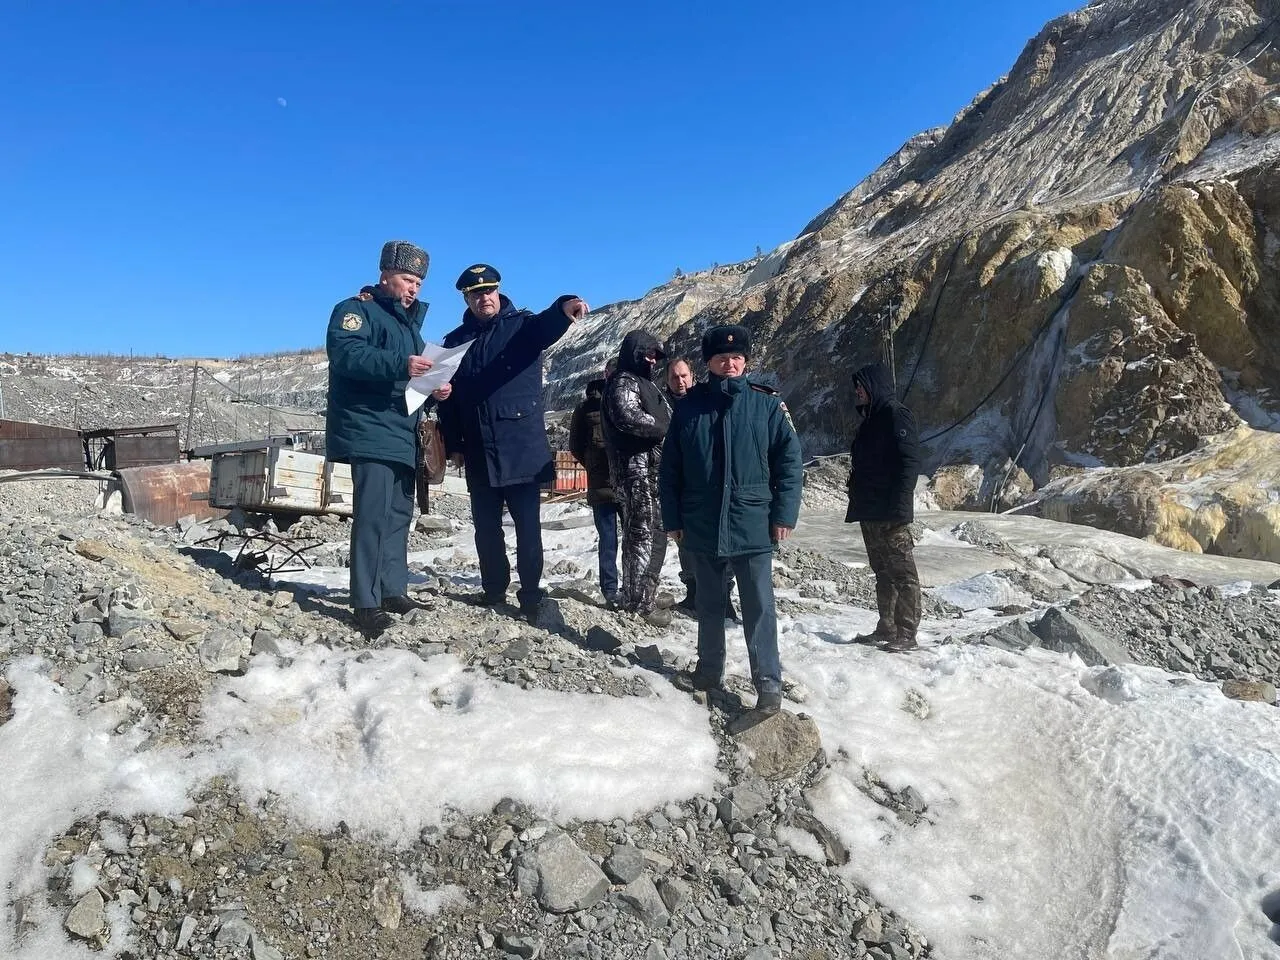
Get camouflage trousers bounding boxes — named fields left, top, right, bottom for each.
left=860, top=521, right=921, bottom=640
left=616, top=474, right=667, bottom=613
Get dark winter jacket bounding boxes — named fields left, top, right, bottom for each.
left=436, top=293, right=576, bottom=488
left=660, top=374, right=803, bottom=557
left=325, top=285, right=428, bottom=469
left=845, top=362, right=920, bottom=524
left=569, top=378, right=614, bottom=506
left=602, top=330, right=671, bottom=482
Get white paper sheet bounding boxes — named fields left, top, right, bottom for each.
left=405, top=339, right=474, bottom=414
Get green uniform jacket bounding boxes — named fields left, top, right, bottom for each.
left=325, top=286, right=427, bottom=469
left=659, top=374, right=803, bottom=557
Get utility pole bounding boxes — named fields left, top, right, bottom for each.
left=184, top=363, right=199, bottom=453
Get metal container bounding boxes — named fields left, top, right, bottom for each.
left=210, top=447, right=352, bottom=516
left=82, top=423, right=179, bottom=470
left=0, top=419, right=83, bottom=471
left=115, top=461, right=225, bottom=526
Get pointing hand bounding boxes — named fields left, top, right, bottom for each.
left=563, top=298, right=590, bottom=321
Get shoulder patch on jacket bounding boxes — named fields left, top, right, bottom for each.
left=780, top=400, right=796, bottom=433
left=341, top=313, right=363, bottom=331
left=357, top=291, right=373, bottom=302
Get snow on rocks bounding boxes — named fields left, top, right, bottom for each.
left=3, top=477, right=1280, bottom=958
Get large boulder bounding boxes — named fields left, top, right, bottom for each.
left=1031, top=607, right=1132, bottom=667
left=729, top=711, right=823, bottom=781
left=520, top=832, right=610, bottom=914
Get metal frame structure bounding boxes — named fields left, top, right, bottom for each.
left=194, top=527, right=327, bottom=576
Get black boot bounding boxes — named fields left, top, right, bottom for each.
left=676, top=582, right=696, bottom=613
left=673, top=667, right=720, bottom=693
left=853, top=629, right=893, bottom=645
left=353, top=607, right=393, bottom=638
left=882, top=633, right=919, bottom=653
left=381, top=595, right=431, bottom=614
left=754, top=690, right=783, bottom=716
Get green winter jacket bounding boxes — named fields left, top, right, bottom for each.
left=659, top=374, right=803, bottom=557
left=325, top=286, right=427, bottom=469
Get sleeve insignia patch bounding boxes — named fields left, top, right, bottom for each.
left=780, top=400, right=796, bottom=432
left=341, top=313, right=363, bottom=331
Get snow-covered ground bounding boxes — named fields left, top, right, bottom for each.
left=4, top=509, right=1280, bottom=958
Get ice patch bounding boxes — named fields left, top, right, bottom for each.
left=929, top=572, right=1031, bottom=611
left=1216, top=580, right=1253, bottom=598
left=400, top=874, right=468, bottom=917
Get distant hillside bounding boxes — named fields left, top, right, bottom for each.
left=0, top=351, right=328, bottom=449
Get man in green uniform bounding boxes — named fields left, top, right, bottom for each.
left=326, top=240, right=448, bottom=637
left=660, top=325, right=803, bottom=716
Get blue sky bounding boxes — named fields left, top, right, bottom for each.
left=2, top=0, right=1080, bottom=356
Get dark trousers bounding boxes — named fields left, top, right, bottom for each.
left=469, top=481, right=544, bottom=608
left=592, top=503, right=619, bottom=600
left=691, top=550, right=781, bottom=694
left=349, top=458, right=415, bottom=610
left=678, top=539, right=733, bottom=600
left=860, top=521, right=921, bottom=639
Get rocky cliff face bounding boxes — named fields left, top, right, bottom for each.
left=545, top=0, right=1280, bottom=555
left=544, top=0, right=1280, bottom=557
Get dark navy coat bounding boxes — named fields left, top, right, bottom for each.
left=325, top=286, right=427, bottom=469
left=845, top=362, right=921, bottom=524
left=437, top=294, right=576, bottom=488
left=660, top=374, right=803, bottom=557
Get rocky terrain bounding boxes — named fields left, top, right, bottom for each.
left=5, top=3, right=1280, bottom=956
left=0, top=476, right=937, bottom=960
left=3, top=462, right=1278, bottom=959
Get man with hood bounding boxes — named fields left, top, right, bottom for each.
left=569, top=359, right=620, bottom=607
left=602, top=329, right=671, bottom=623
left=660, top=325, right=803, bottom=716
left=436, top=264, right=589, bottom=621
left=845, top=362, right=922, bottom=652
left=326, top=240, right=452, bottom=638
